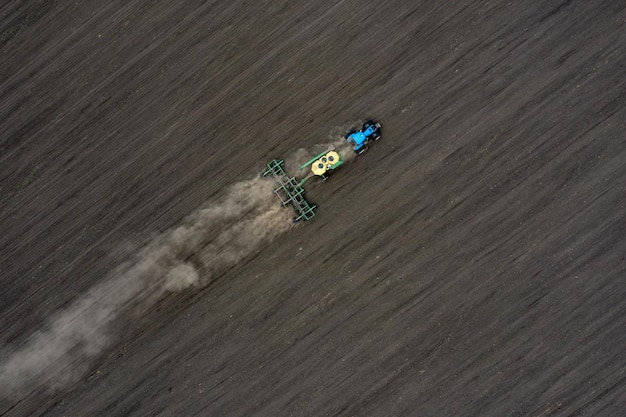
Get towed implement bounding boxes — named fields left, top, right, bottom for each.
left=261, top=159, right=316, bottom=222
left=298, top=149, right=343, bottom=181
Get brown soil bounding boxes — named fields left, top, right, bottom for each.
left=1, top=1, right=624, bottom=416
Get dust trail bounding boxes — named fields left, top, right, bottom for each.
left=0, top=177, right=292, bottom=399
left=0, top=127, right=361, bottom=399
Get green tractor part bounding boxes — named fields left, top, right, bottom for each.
left=262, top=159, right=316, bottom=222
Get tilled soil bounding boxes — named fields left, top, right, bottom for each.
left=1, top=0, right=624, bottom=416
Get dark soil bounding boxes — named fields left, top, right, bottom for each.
left=1, top=0, right=624, bottom=416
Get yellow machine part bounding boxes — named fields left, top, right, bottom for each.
left=325, top=151, right=340, bottom=165
left=311, top=159, right=328, bottom=176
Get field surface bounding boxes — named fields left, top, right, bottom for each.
left=1, top=0, right=624, bottom=416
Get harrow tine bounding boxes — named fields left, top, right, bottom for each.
left=262, top=159, right=316, bottom=221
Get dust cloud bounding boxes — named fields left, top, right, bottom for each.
left=0, top=177, right=292, bottom=398
left=0, top=130, right=362, bottom=399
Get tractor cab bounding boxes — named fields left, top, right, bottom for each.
left=345, top=120, right=382, bottom=154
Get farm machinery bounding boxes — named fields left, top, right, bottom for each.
left=261, top=159, right=316, bottom=222
left=262, top=120, right=382, bottom=221
left=345, top=120, right=382, bottom=154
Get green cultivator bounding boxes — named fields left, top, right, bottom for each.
left=262, top=159, right=316, bottom=222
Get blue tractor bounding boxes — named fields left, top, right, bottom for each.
left=345, top=120, right=382, bottom=154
